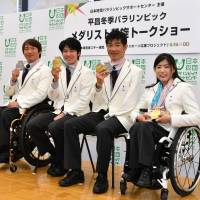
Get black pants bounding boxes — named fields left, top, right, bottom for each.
left=63, top=111, right=127, bottom=174
left=26, top=112, right=56, bottom=155
left=47, top=114, right=76, bottom=166
left=0, top=106, right=21, bottom=159
left=129, top=121, right=169, bottom=171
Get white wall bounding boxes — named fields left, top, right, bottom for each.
left=28, top=0, right=89, bottom=11
left=0, top=0, right=18, bottom=14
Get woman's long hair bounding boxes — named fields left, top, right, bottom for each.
left=146, top=53, right=184, bottom=88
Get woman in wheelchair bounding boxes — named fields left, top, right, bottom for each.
left=128, top=53, right=200, bottom=188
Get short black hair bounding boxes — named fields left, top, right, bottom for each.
left=59, top=37, right=82, bottom=53
left=153, top=53, right=181, bottom=80
left=146, top=53, right=184, bottom=88
left=22, top=38, right=42, bottom=58
left=105, top=29, right=127, bottom=46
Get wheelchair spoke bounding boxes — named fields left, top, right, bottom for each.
left=190, top=147, right=200, bottom=178
left=176, top=154, right=193, bottom=189
left=174, top=127, right=200, bottom=191
left=186, top=158, right=195, bottom=187
left=170, top=127, right=200, bottom=196
left=180, top=158, right=189, bottom=188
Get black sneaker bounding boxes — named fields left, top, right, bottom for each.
left=93, top=173, right=108, bottom=194
left=47, top=163, right=56, bottom=174
left=136, top=168, right=152, bottom=188
left=47, top=164, right=67, bottom=177
left=59, top=169, right=84, bottom=187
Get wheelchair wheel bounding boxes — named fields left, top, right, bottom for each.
left=10, top=163, right=17, bottom=173
left=9, top=118, right=23, bottom=163
left=20, top=105, right=53, bottom=167
left=169, top=127, right=200, bottom=196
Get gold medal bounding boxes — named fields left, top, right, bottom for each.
left=96, top=63, right=107, bottom=73
left=52, top=56, right=62, bottom=70
left=150, top=108, right=160, bottom=120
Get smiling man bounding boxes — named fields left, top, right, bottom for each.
left=25, top=37, right=96, bottom=176
left=58, top=29, right=144, bottom=194
left=0, top=38, right=52, bottom=163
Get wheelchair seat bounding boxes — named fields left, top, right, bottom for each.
left=120, top=126, right=200, bottom=200
left=9, top=99, right=54, bottom=172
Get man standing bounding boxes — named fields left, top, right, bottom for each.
left=0, top=38, right=52, bottom=163
left=26, top=37, right=96, bottom=176
left=59, top=29, right=144, bottom=194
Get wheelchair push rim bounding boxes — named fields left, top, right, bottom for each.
left=20, top=107, right=53, bottom=167
left=9, top=118, right=22, bottom=172
left=170, top=127, right=200, bottom=196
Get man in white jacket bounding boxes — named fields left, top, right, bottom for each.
left=58, top=29, right=143, bottom=194
left=0, top=39, right=52, bottom=163
left=26, top=37, right=95, bottom=176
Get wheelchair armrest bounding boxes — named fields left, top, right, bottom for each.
left=158, top=127, right=178, bottom=147
left=115, top=132, right=130, bottom=140
left=159, top=137, right=173, bottom=148
left=124, top=132, right=130, bottom=140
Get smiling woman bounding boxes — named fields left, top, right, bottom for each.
left=128, top=53, right=200, bottom=189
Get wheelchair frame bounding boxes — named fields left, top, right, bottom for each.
left=9, top=115, right=24, bottom=172
left=8, top=101, right=53, bottom=173
left=120, top=126, right=200, bottom=200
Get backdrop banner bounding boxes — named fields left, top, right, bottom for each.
left=64, top=0, right=200, bottom=55
left=0, top=1, right=200, bottom=165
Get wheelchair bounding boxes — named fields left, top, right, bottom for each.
left=9, top=100, right=54, bottom=173
left=120, top=126, right=200, bottom=200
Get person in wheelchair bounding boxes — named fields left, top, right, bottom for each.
left=128, top=53, right=200, bottom=188
left=0, top=38, right=52, bottom=163
left=25, top=37, right=96, bottom=176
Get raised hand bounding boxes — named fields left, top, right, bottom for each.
left=51, top=66, right=61, bottom=81
left=96, top=70, right=109, bottom=88
left=11, top=68, right=20, bottom=82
